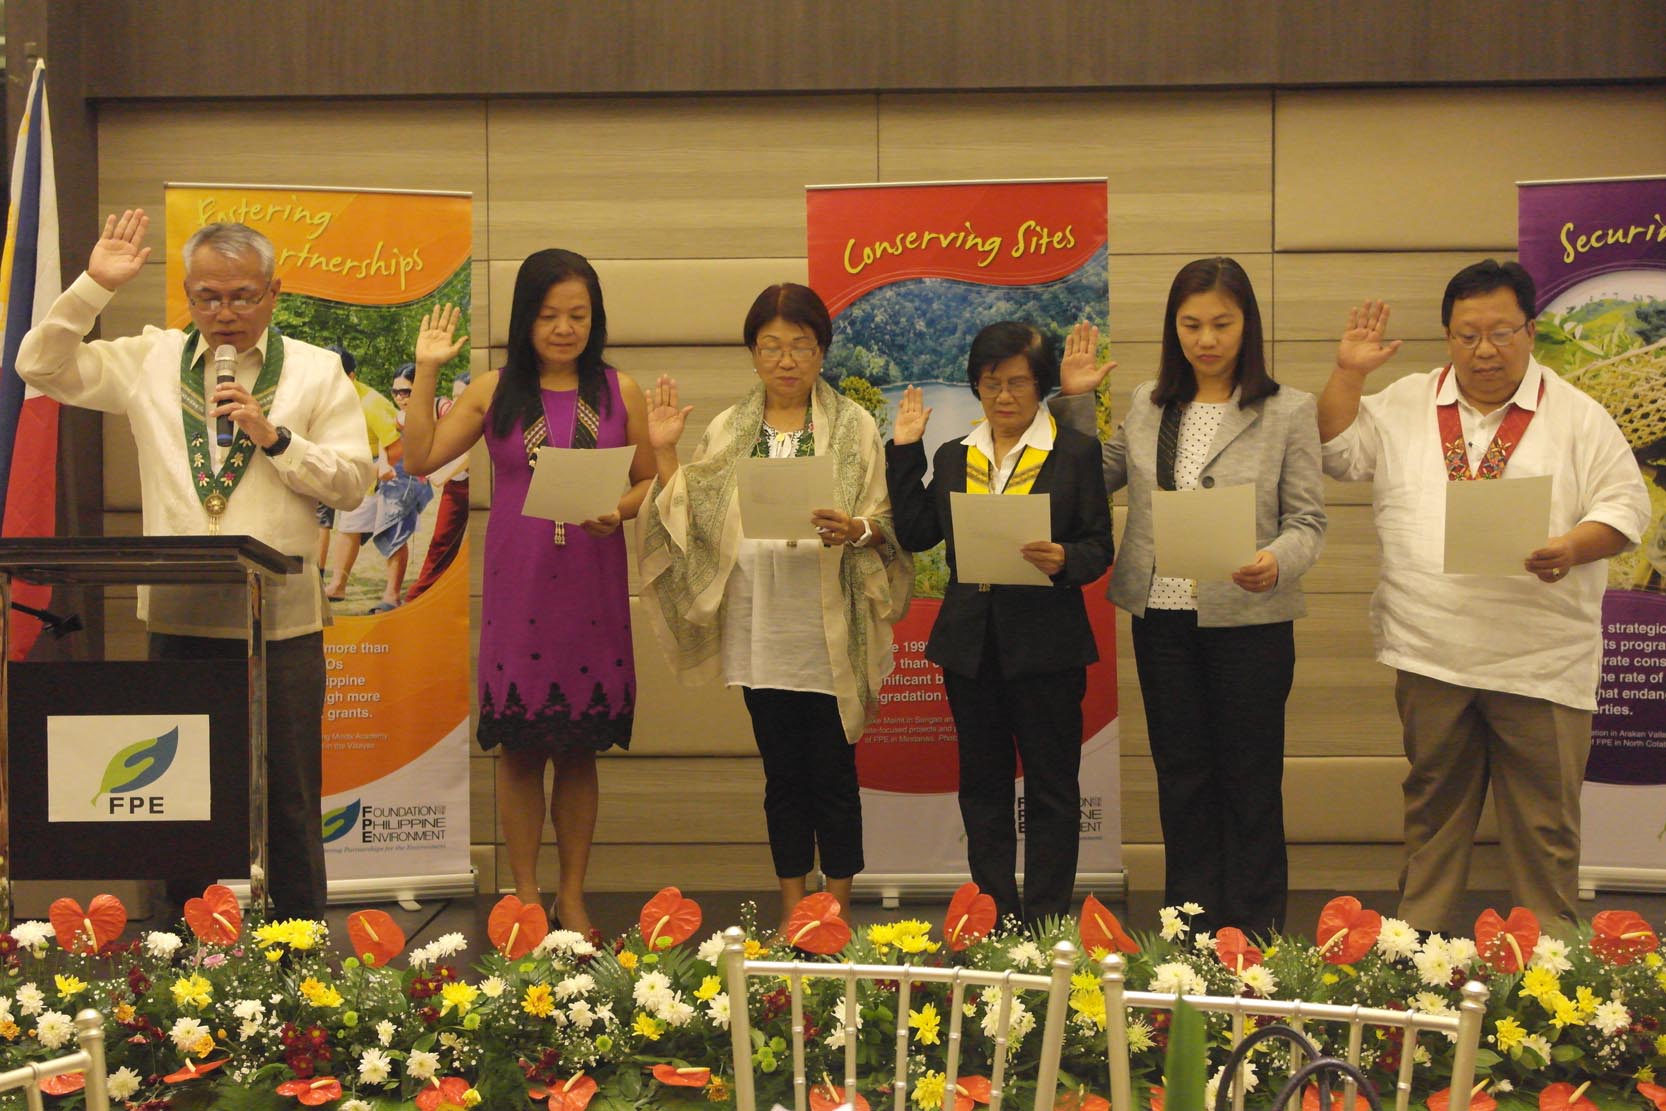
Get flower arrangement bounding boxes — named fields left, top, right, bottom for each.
left=1, top=887, right=1663, bottom=1111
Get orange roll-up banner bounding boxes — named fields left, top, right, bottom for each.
left=166, top=185, right=475, bottom=903
left=807, top=179, right=1123, bottom=898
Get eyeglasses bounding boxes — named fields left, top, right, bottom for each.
left=391, top=388, right=413, bottom=397
left=755, top=343, right=820, bottom=365
left=976, top=376, right=1037, bottom=400
left=188, top=285, right=271, bottom=314
left=1449, top=321, right=1531, bottom=349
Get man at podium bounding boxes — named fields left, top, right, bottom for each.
left=16, top=210, right=374, bottom=919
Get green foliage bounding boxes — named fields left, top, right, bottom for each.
left=272, top=260, right=473, bottom=395
left=1162, top=998, right=1207, bottom=1111
left=839, top=374, right=891, bottom=437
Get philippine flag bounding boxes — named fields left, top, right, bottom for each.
left=0, top=59, right=63, bottom=660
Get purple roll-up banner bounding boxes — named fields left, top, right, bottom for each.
left=1520, top=176, right=1666, bottom=887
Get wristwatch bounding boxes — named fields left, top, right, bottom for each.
left=847, top=517, right=874, bottom=548
left=263, top=426, right=293, bottom=457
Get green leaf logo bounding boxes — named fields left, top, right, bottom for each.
left=90, top=726, right=180, bottom=807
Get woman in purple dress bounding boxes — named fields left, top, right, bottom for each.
left=403, top=251, right=653, bottom=937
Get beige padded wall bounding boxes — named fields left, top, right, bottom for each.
left=93, top=85, right=1665, bottom=898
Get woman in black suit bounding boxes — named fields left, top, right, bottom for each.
left=885, top=321, right=1113, bottom=926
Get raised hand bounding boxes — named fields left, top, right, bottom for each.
left=88, top=209, right=151, bottom=292
left=647, top=374, right=693, bottom=450
left=1058, top=320, right=1118, bottom=396
left=1336, top=300, right=1403, bottom=376
left=415, top=303, right=469, bottom=368
left=892, top=385, right=932, bottom=446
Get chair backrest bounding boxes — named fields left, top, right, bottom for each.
left=1099, top=954, right=1489, bottom=1111
left=0, top=1008, right=110, bottom=1111
left=724, top=926, right=1079, bottom=1111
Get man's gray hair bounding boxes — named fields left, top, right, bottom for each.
left=182, top=223, right=276, bottom=281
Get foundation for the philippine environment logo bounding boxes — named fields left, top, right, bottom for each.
left=90, top=726, right=179, bottom=814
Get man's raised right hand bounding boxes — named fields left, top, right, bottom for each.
left=88, top=209, right=151, bottom=292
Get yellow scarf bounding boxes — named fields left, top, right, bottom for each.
left=965, top=412, right=1054, bottom=494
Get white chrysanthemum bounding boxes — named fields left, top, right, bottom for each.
left=1593, top=1000, right=1631, bottom=1036
left=407, top=944, right=436, bottom=969
left=705, top=992, right=731, bottom=1029
left=15, top=983, right=44, bottom=1016
left=824, top=1012, right=863, bottom=1050
left=537, top=928, right=592, bottom=957
left=168, top=1016, right=210, bottom=1054
left=1148, top=962, right=1206, bottom=996
left=144, top=930, right=184, bottom=960
left=376, top=1019, right=396, bottom=1046
left=1126, top=1018, right=1155, bottom=1052
left=1179, top=901, right=1205, bottom=916
left=9, top=921, right=53, bottom=951
left=479, top=976, right=506, bottom=999
left=1530, top=936, right=1573, bottom=973
left=696, top=932, right=727, bottom=965
left=1412, top=947, right=1453, bottom=988
left=36, top=1011, right=75, bottom=1050
left=1193, top=931, right=1217, bottom=954
left=1413, top=1044, right=1432, bottom=1066
left=1239, top=965, right=1277, bottom=996
left=359, top=1047, right=393, bottom=1084
left=1445, top=937, right=1478, bottom=967
left=1006, top=940, right=1045, bottom=969
left=632, top=971, right=672, bottom=1007
left=568, top=999, right=598, bottom=1029
left=406, top=1049, right=440, bottom=1080
left=341, top=1102, right=374, bottom=1111
left=657, top=996, right=696, bottom=1027
left=0, top=997, right=11, bottom=1023
left=1494, top=1080, right=1514, bottom=1093
left=232, top=998, right=266, bottom=1040
left=556, top=973, right=597, bottom=1000
left=439, top=1032, right=466, bottom=1051
left=1409, top=991, right=1456, bottom=1016
left=1519, top=1034, right=1553, bottom=1068
left=107, top=1067, right=142, bottom=1100
left=1375, top=918, right=1420, bottom=961
left=430, top=932, right=468, bottom=958
left=1158, top=907, right=1189, bottom=941
left=980, top=996, right=1034, bottom=1042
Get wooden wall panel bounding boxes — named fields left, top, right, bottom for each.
left=1274, top=88, right=1666, bottom=251
left=486, top=98, right=876, bottom=262
left=878, top=94, right=1273, bottom=256
left=1273, top=252, right=1515, bottom=341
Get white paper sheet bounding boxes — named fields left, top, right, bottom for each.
left=1150, top=483, right=1257, bottom=581
left=950, top=491, right=1053, bottom=586
left=520, top=446, right=637, bottom=524
left=737, top=455, right=837, bottom=540
left=1443, top=473, right=1553, bottom=576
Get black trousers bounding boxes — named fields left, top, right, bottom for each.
left=150, top=631, right=328, bottom=919
left=742, top=687, right=865, bottom=880
left=1130, top=609, right=1294, bottom=936
left=943, top=665, right=1085, bottom=926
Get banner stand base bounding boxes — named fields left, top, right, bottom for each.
left=855, top=871, right=1127, bottom=910
left=224, top=870, right=477, bottom=913
left=1578, top=866, right=1666, bottom=900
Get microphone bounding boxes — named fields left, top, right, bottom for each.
left=214, top=344, right=237, bottom=447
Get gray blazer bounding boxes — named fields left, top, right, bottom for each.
left=1052, top=382, right=1327, bottom=626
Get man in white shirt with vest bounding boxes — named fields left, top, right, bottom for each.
left=18, top=209, right=374, bottom=919
left=1317, top=259, right=1651, bottom=931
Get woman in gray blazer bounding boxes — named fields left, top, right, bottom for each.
left=1052, top=257, right=1326, bottom=935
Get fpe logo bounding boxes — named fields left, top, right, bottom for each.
left=321, top=799, right=362, bottom=844
left=48, top=714, right=213, bottom=824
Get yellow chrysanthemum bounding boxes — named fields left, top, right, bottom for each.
left=743, top=939, right=766, bottom=960
left=1070, top=970, right=1099, bottom=993
left=440, top=982, right=479, bottom=1016
left=1519, top=967, right=1560, bottom=1002
left=912, top=1071, right=947, bottom=1109
left=634, top=1012, right=665, bottom=1040
left=892, top=920, right=940, bottom=955
left=522, top=984, right=555, bottom=1018
left=1573, top=985, right=1599, bottom=1017
left=1656, top=1033, right=1666, bottom=1057
left=618, top=951, right=639, bottom=971
left=706, top=1077, right=731, bottom=1102
left=1070, top=987, right=1107, bottom=1030
left=171, top=974, right=213, bottom=1010
left=867, top=923, right=898, bottom=949
left=299, top=978, right=343, bottom=1008
left=1550, top=994, right=1584, bottom=1031
left=1321, top=972, right=1340, bottom=985
left=253, top=919, right=322, bottom=951
left=695, top=975, right=723, bottom=1002
left=113, top=1003, right=135, bottom=1023
left=1493, top=1017, right=1526, bottom=1053
left=191, top=1034, right=215, bottom=1058
left=1645, top=952, right=1663, bottom=968
left=909, top=1003, right=942, bottom=1046
left=54, top=974, right=88, bottom=998
left=0, top=1021, right=19, bottom=1041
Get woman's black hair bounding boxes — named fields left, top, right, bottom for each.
left=742, top=283, right=833, bottom=349
left=488, top=248, right=610, bottom=439
left=964, top=321, right=1059, bottom=397
left=1153, top=256, right=1277, bottom=408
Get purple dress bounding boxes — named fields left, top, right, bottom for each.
left=477, top=371, right=635, bottom=752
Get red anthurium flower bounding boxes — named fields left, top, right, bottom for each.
left=652, top=1065, right=711, bottom=1088
left=784, top=893, right=852, bottom=955
left=163, top=1057, right=229, bottom=1083
left=1473, top=906, right=1538, bottom=973
left=1315, top=896, right=1382, bottom=964
left=487, top=894, right=549, bottom=959
left=1214, top=927, right=1263, bottom=972
left=39, top=1072, right=85, bottom=1095
left=1148, top=1086, right=1165, bottom=1111
left=1540, top=1081, right=1597, bottom=1111
left=1078, top=894, right=1139, bottom=956
left=1637, top=1082, right=1666, bottom=1111
left=183, top=884, right=243, bottom=946
left=811, top=1072, right=871, bottom=1111
left=416, top=1077, right=475, bottom=1111
left=1055, top=1089, right=1112, bottom=1111
left=949, top=1075, right=993, bottom=1111
left=1301, top=1086, right=1372, bottom=1111
left=1428, top=1080, right=1497, bottom=1111
left=48, top=893, right=127, bottom=954
left=277, top=1076, right=345, bottom=1106
left=347, top=909, right=406, bottom=967
left=943, top=882, right=997, bottom=951
left=638, top=887, right=702, bottom=951
left=543, top=1073, right=599, bottom=1111
left=1590, top=909, right=1659, bottom=965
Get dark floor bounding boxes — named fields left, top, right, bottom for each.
left=128, top=885, right=1666, bottom=967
